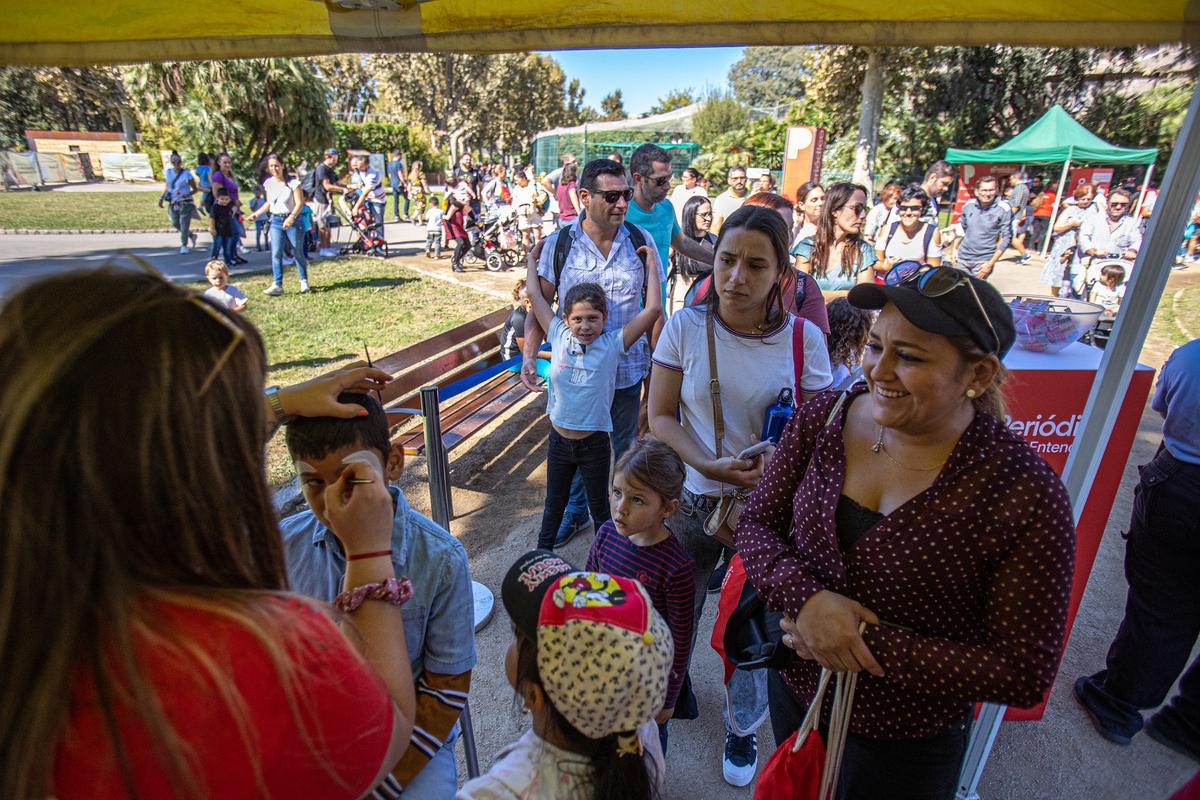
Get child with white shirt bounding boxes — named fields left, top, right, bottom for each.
left=1093, top=262, right=1126, bottom=316
left=425, top=204, right=444, bottom=258
left=527, top=268, right=661, bottom=551
left=202, top=259, right=246, bottom=313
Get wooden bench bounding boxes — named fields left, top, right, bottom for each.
left=375, top=307, right=533, bottom=523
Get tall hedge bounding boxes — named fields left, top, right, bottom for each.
left=331, top=121, right=443, bottom=172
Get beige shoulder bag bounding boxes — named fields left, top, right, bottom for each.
left=703, top=306, right=746, bottom=549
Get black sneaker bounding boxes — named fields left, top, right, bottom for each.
left=722, top=728, right=757, bottom=787
left=1146, top=714, right=1200, bottom=763
left=555, top=514, right=593, bottom=548
left=708, top=561, right=729, bottom=594
left=1073, top=676, right=1134, bottom=746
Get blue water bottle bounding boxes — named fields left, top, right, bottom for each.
left=761, top=387, right=795, bottom=444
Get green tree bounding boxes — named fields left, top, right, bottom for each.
left=691, top=87, right=748, bottom=149
left=0, top=67, right=129, bottom=148
left=728, top=46, right=810, bottom=109
left=648, top=88, right=696, bottom=116
left=563, top=78, right=599, bottom=125
left=122, top=59, right=332, bottom=181
left=692, top=116, right=788, bottom=192
left=310, top=55, right=376, bottom=118
left=599, top=90, right=626, bottom=121
left=1083, top=81, right=1193, bottom=175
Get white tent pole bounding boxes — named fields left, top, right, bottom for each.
left=1041, top=157, right=1071, bottom=256
left=1132, top=163, right=1155, bottom=219
left=956, top=83, right=1200, bottom=800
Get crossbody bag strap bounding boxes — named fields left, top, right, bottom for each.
left=706, top=306, right=725, bottom=461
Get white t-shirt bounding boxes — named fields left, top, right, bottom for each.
left=880, top=222, right=943, bottom=264
left=203, top=284, right=246, bottom=310
left=712, top=189, right=747, bottom=227
left=457, top=724, right=664, bottom=800
left=652, top=307, right=833, bottom=497
left=863, top=202, right=891, bottom=242
left=263, top=177, right=300, bottom=215
left=1093, top=282, right=1125, bottom=314
left=351, top=167, right=386, bottom=203
left=425, top=206, right=444, bottom=232
left=164, top=168, right=195, bottom=203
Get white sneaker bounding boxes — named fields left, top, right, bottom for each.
left=263, top=283, right=283, bottom=296
left=722, top=729, right=757, bottom=787
left=237, top=243, right=247, bottom=255
left=180, top=246, right=189, bottom=255
left=320, top=248, right=338, bottom=258
left=300, top=279, right=311, bottom=293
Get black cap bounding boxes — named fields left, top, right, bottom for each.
left=847, top=273, right=1016, bottom=357
left=501, top=550, right=578, bottom=641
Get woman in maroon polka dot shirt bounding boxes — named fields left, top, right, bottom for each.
left=736, top=267, right=1076, bottom=800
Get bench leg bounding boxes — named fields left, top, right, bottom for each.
left=460, top=697, right=481, bottom=779
left=420, top=385, right=454, bottom=529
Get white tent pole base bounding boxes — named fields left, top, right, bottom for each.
left=956, top=703, right=1007, bottom=800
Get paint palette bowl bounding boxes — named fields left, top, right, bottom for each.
left=1005, top=294, right=1104, bottom=354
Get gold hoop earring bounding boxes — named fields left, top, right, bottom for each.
left=966, top=388, right=978, bottom=399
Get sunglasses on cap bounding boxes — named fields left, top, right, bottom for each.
left=884, top=261, right=1000, bottom=354
left=588, top=188, right=634, bottom=204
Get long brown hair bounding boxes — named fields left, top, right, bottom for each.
left=706, top=204, right=790, bottom=332
left=0, top=268, right=340, bottom=798
left=809, top=181, right=869, bottom=281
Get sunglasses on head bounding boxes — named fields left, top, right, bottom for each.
left=884, top=261, right=1000, bottom=354
left=590, top=188, right=634, bottom=204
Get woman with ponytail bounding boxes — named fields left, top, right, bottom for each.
left=461, top=550, right=672, bottom=800
left=647, top=205, right=833, bottom=782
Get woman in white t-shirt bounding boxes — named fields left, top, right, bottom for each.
left=648, top=204, right=832, bottom=771
left=509, top=171, right=543, bottom=248
left=247, top=154, right=309, bottom=296
left=874, top=184, right=943, bottom=280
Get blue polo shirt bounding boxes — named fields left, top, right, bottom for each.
left=280, top=486, right=477, bottom=679
left=1153, top=339, right=1200, bottom=464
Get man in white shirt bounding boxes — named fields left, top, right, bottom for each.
left=1080, top=187, right=1142, bottom=262
left=711, top=166, right=750, bottom=232
left=670, top=167, right=708, bottom=224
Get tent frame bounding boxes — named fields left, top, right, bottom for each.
left=955, top=82, right=1200, bottom=800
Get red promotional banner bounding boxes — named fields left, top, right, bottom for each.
left=781, top=126, right=825, bottom=204
left=952, top=164, right=1020, bottom=223
left=1068, top=166, right=1114, bottom=196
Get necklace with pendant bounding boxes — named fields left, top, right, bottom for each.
left=871, top=425, right=948, bottom=472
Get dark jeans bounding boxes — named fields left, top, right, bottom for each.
left=451, top=237, right=469, bottom=269
left=255, top=219, right=269, bottom=250
left=1079, top=447, right=1200, bottom=747
left=537, top=429, right=612, bottom=550
left=368, top=201, right=386, bottom=232
left=768, top=670, right=970, bottom=800
left=393, top=187, right=408, bottom=219
left=668, top=487, right=728, bottom=637
left=210, top=234, right=236, bottom=263
left=563, top=381, right=642, bottom=520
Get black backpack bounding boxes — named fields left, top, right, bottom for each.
left=552, top=220, right=650, bottom=303
left=300, top=167, right=320, bottom=199
left=882, top=220, right=936, bottom=260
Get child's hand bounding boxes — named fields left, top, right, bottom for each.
left=654, top=706, right=674, bottom=725
left=323, top=461, right=394, bottom=556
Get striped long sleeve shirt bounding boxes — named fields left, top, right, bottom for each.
left=586, top=521, right=696, bottom=710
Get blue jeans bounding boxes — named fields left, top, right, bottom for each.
left=269, top=214, right=308, bottom=286
left=400, top=731, right=458, bottom=799
left=255, top=219, right=268, bottom=249
left=368, top=201, right=386, bottom=231
left=210, top=234, right=236, bottom=263
left=393, top=188, right=409, bottom=219
left=563, top=381, right=642, bottom=520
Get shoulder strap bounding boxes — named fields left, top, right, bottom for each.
left=923, top=223, right=936, bottom=254
left=552, top=226, right=575, bottom=291
left=623, top=221, right=649, bottom=268
left=707, top=307, right=724, bottom=460
left=791, top=316, right=805, bottom=394
left=883, top=221, right=901, bottom=253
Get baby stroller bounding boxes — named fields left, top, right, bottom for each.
left=335, top=189, right=388, bottom=258
left=462, top=204, right=524, bottom=271
left=1077, top=256, right=1131, bottom=348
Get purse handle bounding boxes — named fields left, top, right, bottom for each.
left=706, top=305, right=725, bottom=462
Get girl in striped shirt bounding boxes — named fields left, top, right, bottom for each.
left=586, top=437, right=696, bottom=755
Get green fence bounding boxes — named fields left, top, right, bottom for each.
left=530, top=133, right=699, bottom=177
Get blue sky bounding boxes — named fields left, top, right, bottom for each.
left=545, top=47, right=745, bottom=116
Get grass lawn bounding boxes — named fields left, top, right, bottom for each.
left=1150, top=279, right=1200, bottom=348
left=0, top=191, right=168, bottom=230
left=185, top=256, right=500, bottom=487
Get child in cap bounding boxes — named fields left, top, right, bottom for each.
left=585, top=438, right=695, bottom=753
left=459, top=550, right=672, bottom=800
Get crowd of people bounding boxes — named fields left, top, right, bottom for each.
left=16, top=136, right=1188, bottom=800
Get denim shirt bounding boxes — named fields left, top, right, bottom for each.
left=280, top=487, right=477, bottom=679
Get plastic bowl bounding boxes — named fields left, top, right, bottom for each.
left=1004, top=294, right=1104, bottom=354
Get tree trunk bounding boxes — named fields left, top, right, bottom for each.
left=119, top=108, right=138, bottom=144
left=852, top=48, right=888, bottom=190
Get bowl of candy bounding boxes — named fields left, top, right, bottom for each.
left=1004, top=295, right=1104, bottom=354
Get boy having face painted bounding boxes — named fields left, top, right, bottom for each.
left=280, top=393, right=476, bottom=799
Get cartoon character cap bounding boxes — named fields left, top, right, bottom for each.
left=501, top=550, right=673, bottom=739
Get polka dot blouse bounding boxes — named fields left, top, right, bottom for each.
left=735, top=386, right=1076, bottom=740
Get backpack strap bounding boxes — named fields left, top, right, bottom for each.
left=922, top=223, right=936, bottom=257
left=883, top=221, right=901, bottom=255
left=552, top=225, right=575, bottom=297
left=791, top=316, right=805, bottom=395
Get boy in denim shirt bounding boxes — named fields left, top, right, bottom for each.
left=280, top=393, right=476, bottom=799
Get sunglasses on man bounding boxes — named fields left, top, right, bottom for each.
left=638, top=174, right=672, bottom=188
left=586, top=188, right=634, bottom=204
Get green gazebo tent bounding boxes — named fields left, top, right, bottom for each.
left=946, top=104, right=1158, bottom=253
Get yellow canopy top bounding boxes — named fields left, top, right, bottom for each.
left=0, top=0, right=1196, bottom=66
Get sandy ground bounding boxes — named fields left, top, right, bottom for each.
left=4, top=219, right=1198, bottom=797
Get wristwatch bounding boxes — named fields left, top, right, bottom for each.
left=264, top=385, right=288, bottom=426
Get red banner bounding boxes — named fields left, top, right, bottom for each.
left=1067, top=166, right=1114, bottom=197
left=952, top=164, right=1020, bottom=223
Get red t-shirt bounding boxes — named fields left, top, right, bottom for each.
left=54, top=597, right=393, bottom=799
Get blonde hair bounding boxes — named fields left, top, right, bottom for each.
left=205, top=259, right=229, bottom=280
left=0, top=267, right=355, bottom=799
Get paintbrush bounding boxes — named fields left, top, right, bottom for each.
left=363, top=342, right=385, bottom=405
